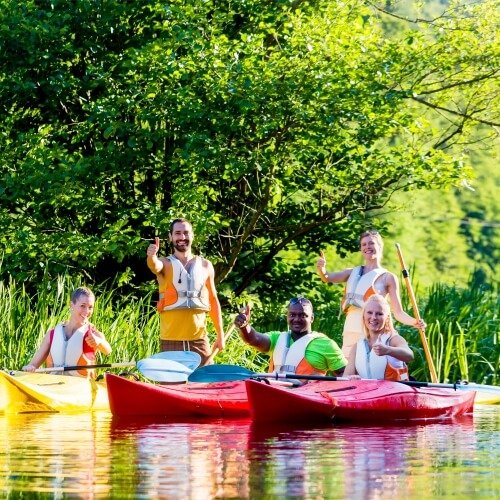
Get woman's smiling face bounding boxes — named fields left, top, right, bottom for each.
left=70, top=295, right=95, bottom=326
left=363, top=300, right=388, bottom=334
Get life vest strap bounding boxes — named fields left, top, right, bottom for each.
left=159, top=290, right=202, bottom=299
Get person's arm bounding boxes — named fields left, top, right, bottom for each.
left=86, top=327, right=112, bottom=356
left=205, top=261, right=224, bottom=351
left=146, top=239, right=165, bottom=275
left=233, top=310, right=271, bottom=353
left=22, top=330, right=52, bottom=371
left=316, top=337, right=347, bottom=376
left=316, top=251, right=353, bottom=284
left=372, top=334, right=414, bottom=363
left=342, top=344, right=359, bottom=378
left=386, top=273, right=426, bottom=329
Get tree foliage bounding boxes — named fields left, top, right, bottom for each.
left=0, top=0, right=498, bottom=301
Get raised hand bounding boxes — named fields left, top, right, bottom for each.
left=85, top=330, right=102, bottom=349
left=234, top=304, right=251, bottom=328
left=316, top=250, right=327, bottom=275
left=147, top=237, right=160, bottom=257
left=372, top=336, right=389, bottom=356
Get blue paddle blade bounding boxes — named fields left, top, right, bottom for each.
left=188, top=364, right=256, bottom=383
left=149, top=351, right=202, bottom=371
left=137, top=359, right=192, bottom=383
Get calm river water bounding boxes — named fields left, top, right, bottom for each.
left=0, top=406, right=498, bottom=499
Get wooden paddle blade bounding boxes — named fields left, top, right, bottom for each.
left=188, top=364, right=256, bottom=382
left=149, top=351, right=202, bottom=371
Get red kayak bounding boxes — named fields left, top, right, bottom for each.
left=105, top=373, right=249, bottom=418
left=245, top=378, right=476, bottom=423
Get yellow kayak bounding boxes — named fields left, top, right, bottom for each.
left=450, top=382, right=499, bottom=405
left=471, top=388, right=500, bottom=405
left=0, top=370, right=109, bottom=413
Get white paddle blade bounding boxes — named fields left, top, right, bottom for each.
left=139, top=369, right=189, bottom=383
left=137, top=358, right=192, bottom=383
left=149, top=351, right=201, bottom=371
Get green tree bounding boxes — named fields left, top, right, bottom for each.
left=0, top=0, right=498, bottom=301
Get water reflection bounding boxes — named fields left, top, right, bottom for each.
left=254, top=409, right=500, bottom=499
left=0, top=411, right=111, bottom=497
left=0, top=407, right=498, bottom=498
left=110, top=417, right=252, bottom=498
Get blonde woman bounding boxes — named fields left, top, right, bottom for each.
left=343, top=295, right=413, bottom=381
left=316, top=230, right=425, bottom=356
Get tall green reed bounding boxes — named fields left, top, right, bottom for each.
left=397, top=279, right=498, bottom=384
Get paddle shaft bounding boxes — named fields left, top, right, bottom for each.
left=206, top=324, right=236, bottom=364
left=395, top=243, right=438, bottom=383
left=36, top=362, right=135, bottom=373
left=253, top=372, right=477, bottom=390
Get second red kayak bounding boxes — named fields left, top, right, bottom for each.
left=245, top=378, right=476, bottom=423
left=106, top=373, right=249, bottom=418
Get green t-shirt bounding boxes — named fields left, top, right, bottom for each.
left=266, top=331, right=347, bottom=373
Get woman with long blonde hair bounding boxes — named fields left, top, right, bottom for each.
left=343, top=295, right=413, bottom=381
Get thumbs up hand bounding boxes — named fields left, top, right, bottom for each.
left=316, top=250, right=326, bottom=269
left=316, top=250, right=329, bottom=280
left=147, top=237, right=160, bottom=257
left=372, top=335, right=389, bottom=356
left=234, top=304, right=251, bottom=329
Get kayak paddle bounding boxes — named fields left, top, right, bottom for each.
left=136, top=358, right=194, bottom=383
left=35, top=362, right=136, bottom=373
left=395, top=243, right=438, bottom=383
left=187, top=363, right=500, bottom=394
left=147, top=350, right=201, bottom=371
left=31, top=351, right=202, bottom=383
left=32, top=359, right=191, bottom=383
left=206, top=324, right=237, bottom=365
left=139, top=351, right=201, bottom=381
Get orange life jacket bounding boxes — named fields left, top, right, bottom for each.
left=341, top=266, right=387, bottom=313
left=269, top=332, right=327, bottom=376
left=46, top=323, right=97, bottom=378
left=156, top=256, right=210, bottom=312
left=354, top=333, right=409, bottom=381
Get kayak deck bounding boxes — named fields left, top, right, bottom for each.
left=245, top=379, right=476, bottom=423
left=473, top=392, right=500, bottom=405
left=106, top=373, right=249, bottom=418
left=0, top=370, right=108, bottom=413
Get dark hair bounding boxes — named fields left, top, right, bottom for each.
left=288, top=297, right=313, bottom=312
left=169, top=218, right=192, bottom=234
left=71, top=287, right=95, bottom=304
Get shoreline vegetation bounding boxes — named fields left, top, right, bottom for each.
left=0, top=274, right=497, bottom=386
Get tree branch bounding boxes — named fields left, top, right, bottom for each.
left=417, top=70, right=500, bottom=96
left=410, top=95, right=500, bottom=127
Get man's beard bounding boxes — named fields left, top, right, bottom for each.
left=173, top=241, right=190, bottom=252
